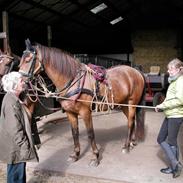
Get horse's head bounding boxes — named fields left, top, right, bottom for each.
left=19, top=39, right=43, bottom=79
left=0, top=54, right=16, bottom=90
left=0, top=54, right=14, bottom=75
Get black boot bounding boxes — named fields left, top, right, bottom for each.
left=172, top=162, right=183, bottom=178
left=160, top=167, right=173, bottom=174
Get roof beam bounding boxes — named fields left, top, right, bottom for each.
left=0, top=0, right=20, bottom=11
left=68, top=0, right=115, bottom=29
left=20, top=0, right=90, bottom=28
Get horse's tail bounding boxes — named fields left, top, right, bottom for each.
left=136, top=72, right=146, bottom=141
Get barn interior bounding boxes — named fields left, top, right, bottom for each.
left=1, top=2, right=183, bottom=182
left=0, top=0, right=183, bottom=60
left=0, top=0, right=183, bottom=105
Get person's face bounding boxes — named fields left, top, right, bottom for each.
left=16, top=78, right=25, bottom=93
left=167, top=65, right=180, bottom=77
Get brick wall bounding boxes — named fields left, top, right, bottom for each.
left=132, top=29, right=178, bottom=73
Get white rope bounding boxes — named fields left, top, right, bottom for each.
left=0, top=90, right=155, bottom=109
left=32, top=92, right=156, bottom=109
left=54, top=95, right=156, bottom=109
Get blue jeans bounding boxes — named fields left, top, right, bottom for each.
left=7, top=162, right=26, bottom=183
left=157, top=117, right=183, bottom=146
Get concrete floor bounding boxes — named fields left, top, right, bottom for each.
left=5, top=110, right=183, bottom=183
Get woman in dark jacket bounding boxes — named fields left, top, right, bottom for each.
left=0, top=71, right=39, bottom=183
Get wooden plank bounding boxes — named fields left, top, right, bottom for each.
left=2, top=11, right=9, bottom=53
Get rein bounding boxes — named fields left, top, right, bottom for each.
left=23, top=91, right=156, bottom=110
left=28, top=79, right=61, bottom=111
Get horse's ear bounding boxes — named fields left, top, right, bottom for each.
left=25, top=38, right=31, bottom=49
left=25, top=38, right=35, bottom=52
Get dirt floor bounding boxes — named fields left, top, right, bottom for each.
left=0, top=163, right=123, bottom=183
left=0, top=109, right=183, bottom=183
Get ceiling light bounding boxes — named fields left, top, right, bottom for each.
left=110, top=16, right=123, bottom=25
left=90, top=3, right=107, bottom=14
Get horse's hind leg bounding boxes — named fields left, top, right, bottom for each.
left=80, top=110, right=99, bottom=167
left=66, top=112, right=80, bottom=162
left=122, top=106, right=136, bottom=153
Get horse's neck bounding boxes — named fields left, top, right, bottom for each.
left=45, top=66, right=70, bottom=90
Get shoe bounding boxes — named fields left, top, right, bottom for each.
left=160, top=167, right=173, bottom=174
left=172, top=162, right=183, bottom=178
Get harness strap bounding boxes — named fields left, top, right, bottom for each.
left=63, top=88, right=93, bottom=98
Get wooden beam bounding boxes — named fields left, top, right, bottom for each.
left=2, top=11, right=10, bottom=53
left=21, top=0, right=89, bottom=28
left=0, top=32, right=6, bottom=39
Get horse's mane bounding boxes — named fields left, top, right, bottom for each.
left=36, top=43, right=82, bottom=79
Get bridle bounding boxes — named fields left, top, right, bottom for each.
left=19, top=48, right=43, bottom=79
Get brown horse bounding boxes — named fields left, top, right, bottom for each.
left=19, top=39, right=146, bottom=166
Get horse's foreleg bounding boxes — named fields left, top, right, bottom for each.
left=66, top=112, right=80, bottom=162
left=81, top=111, right=99, bottom=167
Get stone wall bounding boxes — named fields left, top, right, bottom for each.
left=132, top=29, right=178, bottom=73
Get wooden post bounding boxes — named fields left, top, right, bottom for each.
left=2, top=11, right=9, bottom=53
left=0, top=32, right=6, bottom=39
left=47, top=25, right=52, bottom=47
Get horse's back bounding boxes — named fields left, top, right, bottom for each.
left=106, top=65, right=145, bottom=104
left=108, top=65, right=142, bottom=77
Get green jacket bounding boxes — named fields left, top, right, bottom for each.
left=157, top=75, right=183, bottom=118
left=0, top=92, right=39, bottom=164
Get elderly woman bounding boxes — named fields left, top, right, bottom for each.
left=155, top=58, right=183, bottom=178
left=0, top=72, right=39, bottom=183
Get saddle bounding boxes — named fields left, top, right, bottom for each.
left=87, top=63, right=107, bottom=83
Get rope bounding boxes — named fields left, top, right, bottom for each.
left=85, top=66, right=114, bottom=112
left=53, top=95, right=156, bottom=109
left=0, top=91, right=155, bottom=109
left=25, top=92, right=156, bottom=109
left=0, top=90, right=156, bottom=110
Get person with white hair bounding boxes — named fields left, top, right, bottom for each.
left=0, top=71, right=39, bottom=183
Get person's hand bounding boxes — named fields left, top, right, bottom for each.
left=155, top=105, right=162, bottom=112
left=155, top=106, right=159, bottom=112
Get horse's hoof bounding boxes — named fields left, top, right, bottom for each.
left=131, top=141, right=137, bottom=146
left=89, top=159, right=99, bottom=167
left=122, top=147, right=129, bottom=154
left=67, top=156, right=78, bottom=162
left=129, top=142, right=135, bottom=150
